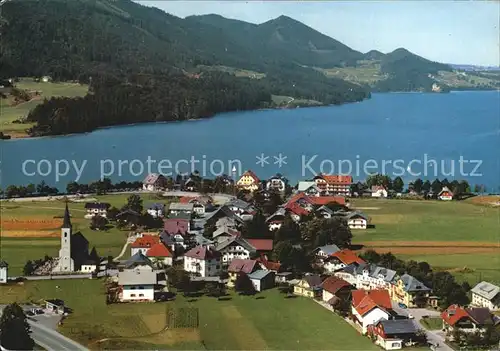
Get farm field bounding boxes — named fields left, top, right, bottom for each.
left=350, top=198, right=500, bottom=286
left=0, top=193, right=168, bottom=275
left=0, top=78, right=88, bottom=137
left=0, top=280, right=377, bottom=350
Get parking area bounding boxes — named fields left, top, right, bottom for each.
left=0, top=303, right=63, bottom=330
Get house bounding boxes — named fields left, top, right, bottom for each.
left=297, top=181, right=321, bottom=197
left=246, top=239, right=273, bottom=254
left=213, top=226, right=241, bottom=243
left=256, top=255, right=282, bottom=273
left=45, top=299, right=65, bottom=314
left=215, top=236, right=256, bottom=266
left=81, top=260, right=98, bottom=273
left=471, top=281, right=500, bottom=311
left=285, top=202, right=310, bottom=222
left=266, top=174, right=286, bottom=193
left=84, top=202, right=110, bottom=218
left=0, top=261, right=8, bottom=284
left=345, top=211, right=369, bottom=229
left=115, top=209, right=141, bottom=226
left=368, top=319, right=419, bottom=350
left=147, top=203, right=165, bottom=218
left=266, top=208, right=286, bottom=231
left=41, top=75, right=52, bottom=83
left=335, top=263, right=365, bottom=286
left=321, top=276, right=354, bottom=308
left=357, top=265, right=397, bottom=291
left=371, top=186, right=388, bottom=198
left=275, top=272, right=294, bottom=284
left=184, top=245, right=222, bottom=277
left=204, top=205, right=244, bottom=228
left=441, top=304, right=499, bottom=335
left=313, top=174, right=352, bottom=196
left=391, top=274, right=431, bottom=308
left=351, top=289, right=394, bottom=334
left=324, top=249, right=365, bottom=273
left=438, top=186, right=454, bottom=201
left=315, top=244, right=340, bottom=259
left=146, top=242, right=173, bottom=266
left=293, top=274, right=323, bottom=298
left=143, top=173, right=168, bottom=191
left=227, top=259, right=259, bottom=287
left=315, top=205, right=334, bottom=219
left=248, top=270, right=275, bottom=292
left=160, top=230, right=186, bottom=252
left=130, top=235, right=160, bottom=256
left=179, top=196, right=212, bottom=215
left=164, top=218, right=190, bottom=235
left=168, top=203, right=194, bottom=216
left=118, top=256, right=157, bottom=302
left=236, top=170, right=260, bottom=192
left=225, top=199, right=256, bottom=220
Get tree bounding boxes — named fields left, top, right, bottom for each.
left=422, top=180, right=431, bottom=193
left=413, top=178, right=423, bottom=194
left=264, top=190, right=283, bottom=215
left=275, top=214, right=301, bottom=243
left=360, top=249, right=381, bottom=264
left=234, top=274, right=256, bottom=295
left=203, top=221, right=216, bottom=239
left=0, top=303, right=35, bottom=350
left=66, top=181, right=80, bottom=194
left=123, top=194, right=143, bottom=213
left=166, top=266, right=191, bottom=290
left=300, top=217, right=352, bottom=248
left=25, top=183, right=36, bottom=196
left=241, top=210, right=270, bottom=239
left=90, top=215, right=107, bottom=230
left=431, top=179, right=442, bottom=195
left=22, top=260, right=35, bottom=276
left=366, top=174, right=392, bottom=189
left=392, top=176, right=404, bottom=193
left=107, top=206, right=119, bottom=221
left=5, top=185, right=18, bottom=198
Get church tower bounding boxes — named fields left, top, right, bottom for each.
left=55, top=203, right=74, bottom=272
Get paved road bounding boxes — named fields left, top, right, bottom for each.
left=28, top=319, right=89, bottom=351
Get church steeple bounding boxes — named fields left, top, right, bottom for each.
left=62, top=202, right=72, bottom=229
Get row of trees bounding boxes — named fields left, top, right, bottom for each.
left=361, top=250, right=470, bottom=309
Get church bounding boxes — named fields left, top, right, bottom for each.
left=52, top=203, right=95, bottom=273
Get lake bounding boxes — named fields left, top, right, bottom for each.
left=1, top=91, right=499, bottom=191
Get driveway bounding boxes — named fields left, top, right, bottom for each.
left=403, top=306, right=453, bottom=351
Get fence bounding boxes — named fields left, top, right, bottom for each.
left=166, top=307, right=199, bottom=328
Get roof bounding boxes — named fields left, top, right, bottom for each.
left=246, top=239, right=273, bottom=251
left=130, top=235, right=160, bottom=248
left=169, top=203, right=194, bottom=211
left=125, top=252, right=154, bottom=268
left=116, top=209, right=141, bottom=217
left=228, top=259, right=257, bottom=274
left=440, top=305, right=494, bottom=326
left=226, top=198, right=253, bottom=210
left=308, top=196, right=346, bottom=206
left=377, top=320, right=418, bottom=335
left=192, top=234, right=214, bottom=246
left=45, top=299, right=64, bottom=306
left=205, top=205, right=244, bottom=224
left=185, top=245, right=221, bottom=260
left=248, top=270, right=274, bottom=280
left=330, top=249, right=366, bottom=265
left=143, top=173, right=162, bottom=185
left=164, top=218, right=189, bottom=235
left=118, top=269, right=157, bottom=285
left=352, top=289, right=392, bottom=316
left=84, top=202, right=110, bottom=209
left=146, top=242, right=173, bottom=257
left=316, top=205, right=334, bottom=215
left=316, top=244, right=340, bottom=255
left=371, top=185, right=387, bottom=192
left=400, top=274, right=431, bottom=292
left=148, top=203, right=165, bottom=210
left=215, top=236, right=256, bottom=253
left=370, top=266, right=397, bottom=283
left=285, top=202, right=310, bottom=216
left=471, top=281, right=500, bottom=300
left=315, top=174, right=353, bottom=185
left=322, top=276, right=352, bottom=294
left=256, top=256, right=281, bottom=271
left=345, top=211, right=369, bottom=221
left=438, top=186, right=454, bottom=196
left=297, top=181, right=317, bottom=192
left=303, top=274, right=322, bottom=288
left=0, top=261, right=8, bottom=268
left=239, top=170, right=260, bottom=183
left=62, top=203, right=72, bottom=229
left=213, top=226, right=241, bottom=238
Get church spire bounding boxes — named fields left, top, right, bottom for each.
left=62, top=202, right=72, bottom=229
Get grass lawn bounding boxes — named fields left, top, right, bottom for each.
left=0, top=78, right=88, bottom=136
left=350, top=198, right=499, bottom=243
left=420, top=317, right=443, bottom=331
left=0, top=193, right=170, bottom=275
left=0, top=281, right=376, bottom=350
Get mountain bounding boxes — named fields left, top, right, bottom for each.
left=363, top=50, right=385, bottom=61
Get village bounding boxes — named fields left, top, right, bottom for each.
left=0, top=171, right=499, bottom=350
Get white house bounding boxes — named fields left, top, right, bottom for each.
left=323, top=249, right=365, bottom=273
left=247, top=270, right=275, bottom=292
left=147, top=203, right=165, bottom=218
left=471, top=281, right=500, bottom=311
left=184, top=245, right=222, bottom=277
left=118, top=253, right=158, bottom=302
left=297, top=181, right=321, bottom=197
left=438, top=186, right=454, bottom=201
left=351, top=289, right=394, bottom=334
left=130, top=235, right=160, bottom=256
left=143, top=173, right=168, bottom=192
left=84, top=202, right=110, bottom=218
left=315, top=244, right=340, bottom=259
left=371, top=186, right=388, bottom=198
left=0, top=261, right=8, bottom=284
left=356, top=265, right=397, bottom=291
left=266, top=175, right=286, bottom=193
left=168, top=203, right=194, bottom=216
left=346, top=211, right=368, bottom=229
left=215, top=237, right=256, bottom=266
left=80, top=261, right=98, bottom=273
left=146, top=242, right=173, bottom=266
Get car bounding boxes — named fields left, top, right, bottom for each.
left=408, top=313, right=414, bottom=319
left=398, top=302, right=408, bottom=309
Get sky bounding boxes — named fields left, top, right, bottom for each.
left=138, top=1, right=499, bottom=66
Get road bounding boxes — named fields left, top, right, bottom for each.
left=28, top=319, right=89, bottom=351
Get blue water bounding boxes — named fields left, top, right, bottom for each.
left=1, top=91, right=499, bottom=191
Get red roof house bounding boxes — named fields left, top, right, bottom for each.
left=247, top=239, right=273, bottom=252
left=331, top=249, right=366, bottom=265
left=228, top=259, right=258, bottom=274
left=146, top=242, right=173, bottom=258
left=130, top=235, right=160, bottom=249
